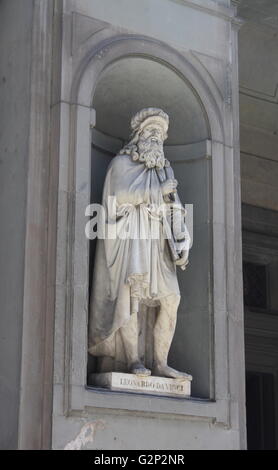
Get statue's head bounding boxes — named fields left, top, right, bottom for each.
left=119, top=108, right=169, bottom=169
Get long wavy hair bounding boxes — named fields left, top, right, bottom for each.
left=118, top=130, right=141, bottom=162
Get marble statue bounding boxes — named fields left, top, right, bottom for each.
left=88, top=108, right=191, bottom=380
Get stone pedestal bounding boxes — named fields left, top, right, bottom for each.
left=90, top=372, right=192, bottom=398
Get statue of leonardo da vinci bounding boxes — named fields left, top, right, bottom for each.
left=89, top=108, right=191, bottom=379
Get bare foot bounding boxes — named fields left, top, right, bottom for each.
left=153, top=364, right=192, bottom=381
left=130, top=362, right=151, bottom=376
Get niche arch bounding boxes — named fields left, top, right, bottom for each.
left=67, top=34, right=229, bottom=404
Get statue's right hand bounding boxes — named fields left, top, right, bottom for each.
left=161, top=178, right=178, bottom=196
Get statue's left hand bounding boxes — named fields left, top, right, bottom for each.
left=175, top=250, right=189, bottom=270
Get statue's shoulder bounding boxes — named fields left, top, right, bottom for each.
left=108, top=153, right=131, bottom=172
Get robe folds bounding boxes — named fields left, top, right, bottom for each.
left=88, top=153, right=190, bottom=359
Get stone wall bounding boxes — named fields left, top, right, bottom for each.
left=239, top=4, right=278, bottom=210
left=0, top=0, right=33, bottom=450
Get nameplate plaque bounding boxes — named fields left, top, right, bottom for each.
left=90, top=372, right=192, bottom=397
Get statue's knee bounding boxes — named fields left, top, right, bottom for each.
left=170, top=294, right=181, bottom=309
left=160, top=294, right=180, bottom=310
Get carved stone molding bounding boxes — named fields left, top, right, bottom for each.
left=191, top=50, right=231, bottom=103
left=174, top=0, right=237, bottom=21
left=239, top=84, right=278, bottom=104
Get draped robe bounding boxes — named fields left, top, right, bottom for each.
left=88, top=153, right=190, bottom=364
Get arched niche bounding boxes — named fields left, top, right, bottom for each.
left=93, top=57, right=209, bottom=145
left=63, top=32, right=230, bottom=416
left=88, top=55, right=213, bottom=398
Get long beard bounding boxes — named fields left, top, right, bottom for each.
left=137, top=141, right=165, bottom=169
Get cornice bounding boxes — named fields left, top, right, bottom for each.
left=172, top=0, right=241, bottom=24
